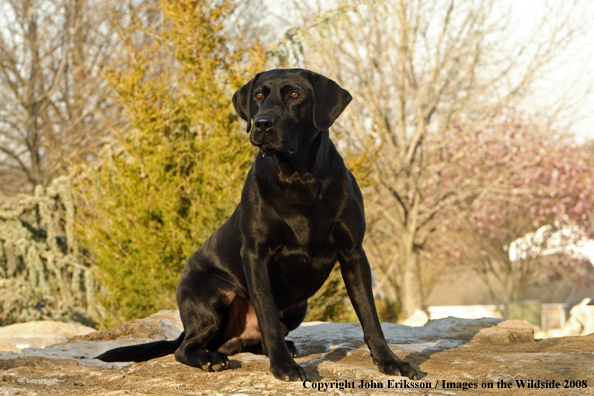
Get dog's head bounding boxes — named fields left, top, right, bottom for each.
left=232, top=69, right=352, bottom=157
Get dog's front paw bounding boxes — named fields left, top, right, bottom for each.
left=376, top=358, right=419, bottom=380
left=269, top=359, right=307, bottom=381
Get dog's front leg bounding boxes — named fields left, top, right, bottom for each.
left=241, top=244, right=307, bottom=382
left=339, top=248, right=420, bottom=380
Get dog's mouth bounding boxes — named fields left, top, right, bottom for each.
left=259, top=145, right=295, bottom=158
left=250, top=129, right=295, bottom=158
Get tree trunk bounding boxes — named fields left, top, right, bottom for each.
left=399, top=242, right=423, bottom=319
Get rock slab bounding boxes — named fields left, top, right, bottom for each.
left=1, top=311, right=593, bottom=395
left=0, top=321, right=95, bottom=352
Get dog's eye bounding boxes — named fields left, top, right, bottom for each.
left=290, top=91, right=299, bottom=99
left=255, top=92, right=263, bottom=100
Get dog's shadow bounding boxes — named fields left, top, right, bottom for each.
left=291, top=340, right=364, bottom=381
left=291, top=319, right=502, bottom=381
left=224, top=341, right=363, bottom=379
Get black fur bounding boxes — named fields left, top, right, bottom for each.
left=96, top=69, right=419, bottom=382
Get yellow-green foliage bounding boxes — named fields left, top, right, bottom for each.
left=305, top=266, right=400, bottom=323
left=75, top=0, right=265, bottom=326
left=305, top=265, right=356, bottom=323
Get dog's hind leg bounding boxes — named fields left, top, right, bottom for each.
left=174, top=271, right=231, bottom=372
left=175, top=334, right=230, bottom=372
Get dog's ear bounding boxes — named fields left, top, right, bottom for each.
left=312, top=73, right=352, bottom=130
left=232, top=72, right=264, bottom=133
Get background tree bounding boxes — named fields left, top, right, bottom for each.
left=0, top=0, right=127, bottom=196
left=457, top=116, right=594, bottom=303
left=278, top=0, right=590, bottom=318
left=74, top=0, right=266, bottom=325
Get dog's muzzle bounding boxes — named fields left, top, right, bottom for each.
left=251, top=115, right=294, bottom=157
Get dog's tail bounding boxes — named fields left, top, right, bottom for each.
left=95, top=331, right=185, bottom=362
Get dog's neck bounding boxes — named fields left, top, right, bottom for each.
left=254, top=130, right=344, bottom=203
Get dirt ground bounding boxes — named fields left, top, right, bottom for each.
left=1, top=313, right=593, bottom=395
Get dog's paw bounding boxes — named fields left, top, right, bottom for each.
left=198, top=351, right=230, bottom=372
left=269, top=359, right=307, bottom=382
left=376, top=358, right=419, bottom=380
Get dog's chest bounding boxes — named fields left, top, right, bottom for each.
left=271, top=244, right=337, bottom=307
left=266, top=207, right=342, bottom=304
left=275, top=204, right=337, bottom=251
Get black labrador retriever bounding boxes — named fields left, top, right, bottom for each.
left=97, top=68, right=419, bottom=382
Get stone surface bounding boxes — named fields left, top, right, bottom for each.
left=469, top=320, right=535, bottom=345
left=69, top=310, right=183, bottom=342
left=1, top=311, right=594, bottom=395
left=0, top=321, right=95, bottom=352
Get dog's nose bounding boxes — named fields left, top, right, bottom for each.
left=254, top=115, right=275, bottom=131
